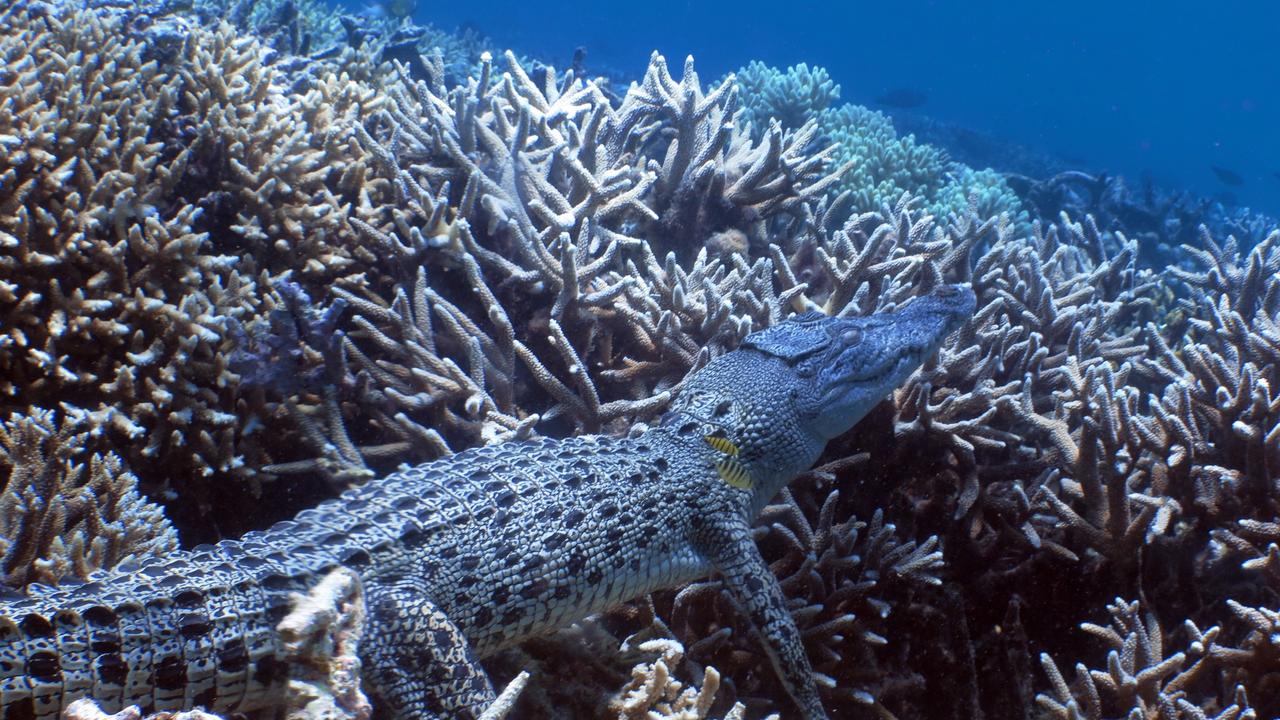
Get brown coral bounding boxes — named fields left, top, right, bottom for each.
left=0, top=407, right=177, bottom=587
left=0, top=2, right=392, bottom=538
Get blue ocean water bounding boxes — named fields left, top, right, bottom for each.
left=390, top=0, right=1280, bottom=216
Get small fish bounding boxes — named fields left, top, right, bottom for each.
left=705, top=434, right=753, bottom=490
left=704, top=434, right=738, bottom=456
left=1210, top=165, right=1244, bottom=187
left=714, top=456, right=754, bottom=490
left=875, top=88, right=928, bottom=109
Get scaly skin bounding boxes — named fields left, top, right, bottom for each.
left=0, top=285, right=975, bottom=720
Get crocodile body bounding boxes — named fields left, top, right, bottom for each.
left=0, top=285, right=976, bottom=720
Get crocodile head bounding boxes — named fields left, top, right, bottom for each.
left=664, top=284, right=976, bottom=507
left=751, top=283, right=978, bottom=441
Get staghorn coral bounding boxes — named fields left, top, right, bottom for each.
left=1006, top=171, right=1280, bottom=269
left=0, top=407, right=177, bottom=588
left=482, top=600, right=758, bottom=719
left=430, top=172, right=1272, bottom=717
left=0, top=3, right=249, bottom=479
left=1149, top=229, right=1279, bottom=534
left=609, top=635, right=759, bottom=720
left=415, top=182, right=1168, bottom=715
left=658, top=482, right=945, bottom=716
left=708, top=196, right=1267, bottom=714
left=4, top=0, right=1280, bottom=716
left=0, top=0, right=400, bottom=538
left=1037, top=598, right=1258, bottom=720
left=327, top=49, right=846, bottom=461
left=874, top=211, right=1279, bottom=718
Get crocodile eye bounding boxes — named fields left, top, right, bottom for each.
left=841, top=328, right=862, bottom=345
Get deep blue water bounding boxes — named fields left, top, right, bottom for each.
left=374, top=0, right=1280, bottom=216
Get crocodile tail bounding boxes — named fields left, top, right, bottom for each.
left=0, top=551, right=298, bottom=720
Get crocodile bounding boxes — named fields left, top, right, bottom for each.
left=0, top=284, right=976, bottom=720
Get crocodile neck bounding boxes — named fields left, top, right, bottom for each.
left=657, top=350, right=829, bottom=518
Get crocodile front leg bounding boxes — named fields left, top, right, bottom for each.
left=692, top=517, right=829, bottom=720
left=363, top=578, right=495, bottom=720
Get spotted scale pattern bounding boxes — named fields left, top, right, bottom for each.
left=377, top=435, right=718, bottom=658
left=0, top=434, right=715, bottom=720
left=363, top=579, right=492, bottom=719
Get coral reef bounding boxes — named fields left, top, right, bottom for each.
left=933, top=166, right=1030, bottom=232
left=1, top=0, right=1279, bottom=718
left=1036, top=598, right=1259, bottom=720
left=330, top=49, right=844, bottom=465
left=609, top=635, right=759, bottom=720
left=813, top=103, right=950, bottom=216
left=1007, top=171, right=1280, bottom=270
left=0, top=0, right=394, bottom=536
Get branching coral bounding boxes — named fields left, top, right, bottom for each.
left=0, top=5, right=251, bottom=482
left=816, top=103, right=949, bottom=216
left=863, top=213, right=1279, bottom=718
left=0, top=407, right=177, bottom=587
left=733, top=61, right=840, bottom=131
left=1150, top=230, right=1280, bottom=533
left=459, top=172, right=1271, bottom=717
left=609, top=638, right=758, bottom=720
left=735, top=62, right=1016, bottom=223
left=331, top=50, right=846, bottom=457
left=4, top=1, right=1280, bottom=717
left=1037, top=599, right=1259, bottom=720
left=659, top=481, right=944, bottom=715
left=0, top=1, right=395, bottom=535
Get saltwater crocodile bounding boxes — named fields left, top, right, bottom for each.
left=0, top=285, right=976, bottom=720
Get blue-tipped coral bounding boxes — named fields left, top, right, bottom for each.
left=733, top=61, right=841, bottom=131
